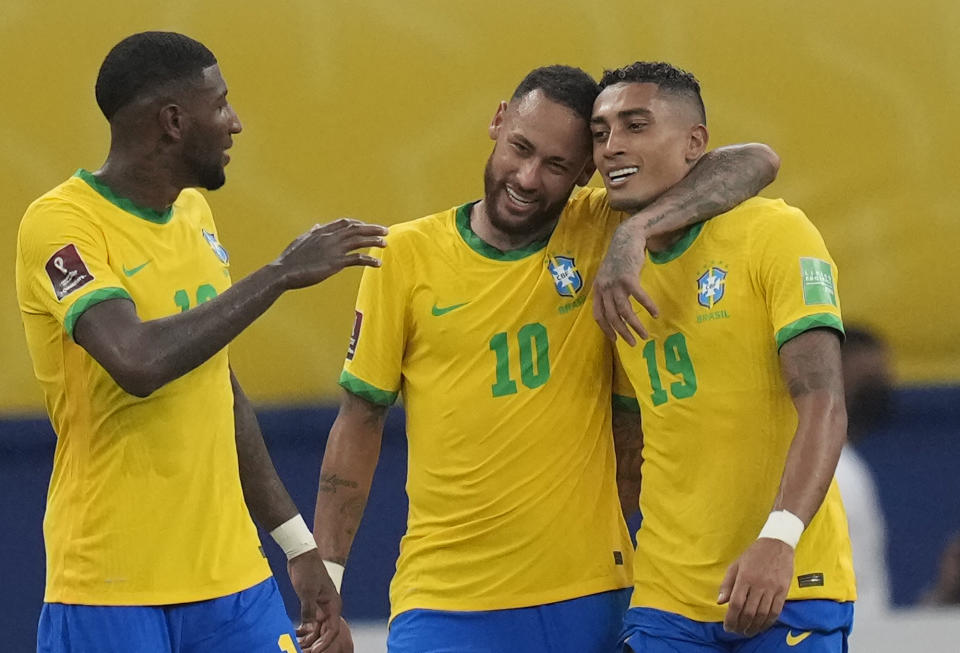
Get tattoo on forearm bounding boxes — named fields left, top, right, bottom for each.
left=340, top=496, right=367, bottom=536
left=318, top=472, right=360, bottom=494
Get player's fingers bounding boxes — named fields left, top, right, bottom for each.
left=592, top=286, right=618, bottom=343
left=745, top=590, right=774, bottom=637
left=340, top=253, right=382, bottom=268
left=717, top=561, right=738, bottom=605
left=315, top=218, right=360, bottom=233
left=604, top=291, right=637, bottom=347
left=614, top=289, right=648, bottom=342
left=629, top=282, right=659, bottom=320
left=723, top=579, right=749, bottom=633
left=297, top=622, right=321, bottom=649
left=340, top=235, right=388, bottom=252
left=735, top=585, right=763, bottom=635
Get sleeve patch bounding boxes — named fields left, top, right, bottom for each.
left=799, top=257, right=837, bottom=307
left=45, top=243, right=95, bottom=301
left=346, top=310, right=363, bottom=360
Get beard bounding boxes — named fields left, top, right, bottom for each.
left=196, top=162, right=226, bottom=191
left=482, top=156, right=570, bottom=238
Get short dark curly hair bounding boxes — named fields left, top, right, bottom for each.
left=599, top=61, right=706, bottom=125
left=95, top=31, right=217, bottom=120
left=510, top=65, right=599, bottom=125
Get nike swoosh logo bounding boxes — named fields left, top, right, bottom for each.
left=122, top=261, right=151, bottom=277
left=431, top=302, right=468, bottom=316
left=786, top=630, right=812, bottom=646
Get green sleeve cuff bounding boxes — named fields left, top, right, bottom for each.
left=612, top=393, right=641, bottom=414
left=64, top=287, right=133, bottom=339
left=775, top=312, right=845, bottom=349
left=338, top=370, right=398, bottom=406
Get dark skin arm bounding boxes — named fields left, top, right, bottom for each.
left=718, top=329, right=847, bottom=636
left=594, top=143, right=780, bottom=344
left=612, top=406, right=643, bottom=520
left=232, top=370, right=351, bottom=653
left=73, top=219, right=387, bottom=397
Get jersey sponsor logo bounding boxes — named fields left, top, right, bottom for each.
left=122, top=260, right=152, bottom=277
left=786, top=630, right=812, bottom=646
left=202, top=229, right=230, bottom=264
left=346, top=310, right=363, bottom=360
left=697, top=266, right=727, bottom=309
left=547, top=255, right=582, bottom=298
left=431, top=302, right=469, bottom=316
left=799, top=257, right=836, bottom=306
left=45, top=243, right=95, bottom=301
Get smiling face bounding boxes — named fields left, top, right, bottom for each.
left=482, top=89, right=593, bottom=239
left=591, top=82, right=707, bottom=212
left=179, top=64, right=243, bottom=190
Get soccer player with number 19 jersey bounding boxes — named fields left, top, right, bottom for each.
left=310, top=65, right=781, bottom=653
left=592, top=62, right=855, bottom=653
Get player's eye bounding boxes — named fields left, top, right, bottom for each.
left=629, top=121, right=648, bottom=132
left=591, top=130, right=609, bottom=141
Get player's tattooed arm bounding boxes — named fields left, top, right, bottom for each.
left=594, top=143, right=780, bottom=345
left=774, top=328, right=847, bottom=523
left=612, top=406, right=643, bottom=520
left=72, top=219, right=387, bottom=398
left=718, top=328, right=846, bottom=636
left=314, top=389, right=388, bottom=566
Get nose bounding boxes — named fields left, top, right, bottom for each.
left=601, top=126, right=626, bottom=159
left=228, top=104, right=243, bottom=134
left=515, top=158, right=540, bottom=191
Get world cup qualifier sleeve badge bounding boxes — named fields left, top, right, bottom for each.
left=202, top=229, right=230, bottom=264
left=547, top=255, right=583, bottom=298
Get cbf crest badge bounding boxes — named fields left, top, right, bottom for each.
left=547, top=255, right=583, bottom=298
left=697, top=267, right=727, bottom=308
left=202, top=229, right=230, bottom=264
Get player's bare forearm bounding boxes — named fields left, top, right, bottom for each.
left=74, top=265, right=288, bottom=397
left=626, top=143, right=780, bottom=241
left=612, top=406, right=643, bottom=519
left=314, top=390, right=387, bottom=565
left=232, top=369, right=300, bottom=530
left=774, top=329, right=847, bottom=524
left=73, top=220, right=387, bottom=397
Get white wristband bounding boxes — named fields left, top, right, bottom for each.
left=757, top=510, right=805, bottom=549
left=269, top=514, right=317, bottom=560
left=324, top=560, right=345, bottom=593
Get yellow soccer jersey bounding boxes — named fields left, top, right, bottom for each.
left=618, top=197, right=856, bottom=622
left=342, top=187, right=636, bottom=619
left=15, top=170, right=270, bottom=605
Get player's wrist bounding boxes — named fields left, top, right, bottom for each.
left=757, top=509, right=805, bottom=549
left=269, top=514, right=318, bottom=560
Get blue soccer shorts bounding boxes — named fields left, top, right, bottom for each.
left=387, top=588, right=632, bottom=653
left=620, top=600, right=854, bottom=653
left=37, top=576, right=300, bottom=653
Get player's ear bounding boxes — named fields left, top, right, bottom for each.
left=488, top=101, right=508, bottom=141
left=685, top=124, right=708, bottom=163
left=158, top=103, right=185, bottom=142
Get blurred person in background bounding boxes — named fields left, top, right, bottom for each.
left=837, top=325, right=893, bottom=616
left=923, top=533, right=960, bottom=605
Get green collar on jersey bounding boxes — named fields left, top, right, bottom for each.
left=455, top=202, right=551, bottom=261
left=647, top=221, right=707, bottom=264
left=74, top=169, right=174, bottom=224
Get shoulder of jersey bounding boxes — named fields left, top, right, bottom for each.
left=715, top=196, right=810, bottom=233
left=20, top=176, right=91, bottom=226
left=382, top=205, right=458, bottom=250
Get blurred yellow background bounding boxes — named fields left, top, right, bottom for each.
left=2, top=0, right=957, bottom=412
